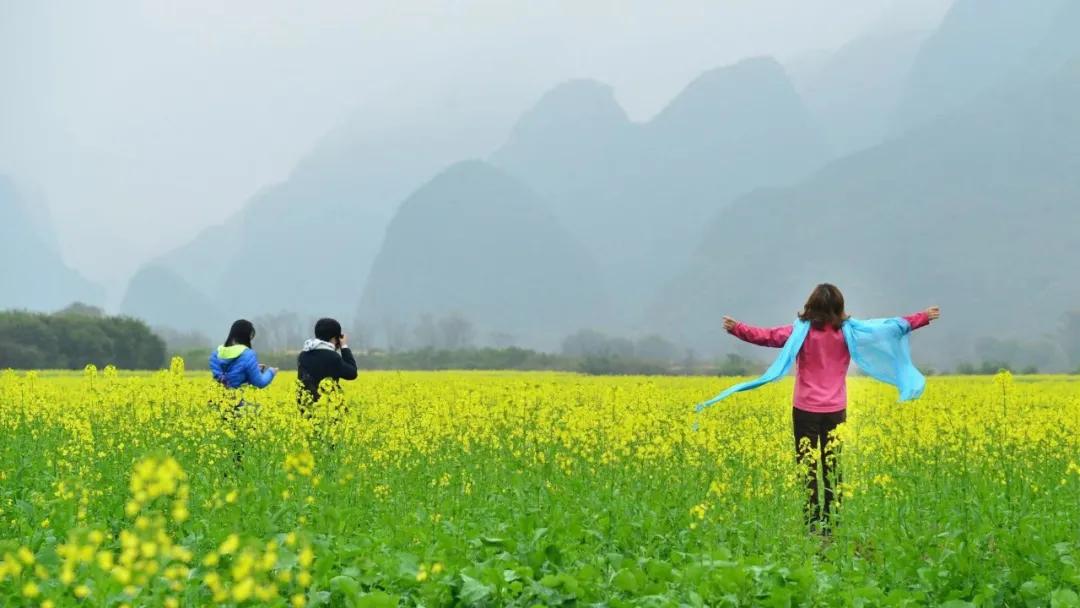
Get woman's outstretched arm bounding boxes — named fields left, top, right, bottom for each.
left=904, top=306, right=940, bottom=331
left=723, top=316, right=793, bottom=348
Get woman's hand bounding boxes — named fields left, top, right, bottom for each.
left=723, top=316, right=738, bottom=333
left=926, top=306, right=941, bottom=321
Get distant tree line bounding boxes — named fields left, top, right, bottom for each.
left=165, top=345, right=761, bottom=377
left=0, top=304, right=165, bottom=370
left=166, top=317, right=765, bottom=375
left=954, top=312, right=1080, bottom=374
left=160, top=309, right=1080, bottom=376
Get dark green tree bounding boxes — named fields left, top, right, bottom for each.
left=0, top=308, right=165, bottom=370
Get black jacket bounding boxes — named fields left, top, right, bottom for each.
left=297, top=347, right=358, bottom=403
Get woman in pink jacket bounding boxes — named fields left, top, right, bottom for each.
left=723, top=283, right=940, bottom=531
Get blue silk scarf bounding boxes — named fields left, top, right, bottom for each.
left=695, top=317, right=925, bottom=412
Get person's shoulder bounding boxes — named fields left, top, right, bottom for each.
left=296, top=350, right=311, bottom=368
left=298, top=349, right=336, bottom=364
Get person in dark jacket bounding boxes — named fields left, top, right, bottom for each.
left=297, top=318, right=358, bottom=405
left=209, top=319, right=277, bottom=389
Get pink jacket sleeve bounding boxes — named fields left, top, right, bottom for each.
left=729, top=322, right=793, bottom=348
left=903, top=312, right=931, bottom=331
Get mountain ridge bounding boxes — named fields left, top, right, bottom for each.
left=492, top=56, right=828, bottom=329
left=1, top=175, right=103, bottom=311
left=356, top=160, right=609, bottom=349
left=651, top=59, right=1080, bottom=367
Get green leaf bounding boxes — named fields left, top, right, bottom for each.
left=460, top=573, right=494, bottom=604
left=560, top=573, right=581, bottom=596
left=396, top=553, right=420, bottom=578
left=355, top=591, right=398, bottom=608
left=330, top=575, right=361, bottom=598
left=576, top=563, right=601, bottom=582
left=1021, top=577, right=1050, bottom=599
left=763, top=587, right=794, bottom=608
left=544, top=544, right=563, bottom=566
left=612, top=568, right=640, bottom=594
left=531, top=527, right=549, bottom=544
left=605, top=553, right=626, bottom=569
left=540, top=574, right=560, bottom=588
left=1052, top=589, right=1080, bottom=608
left=646, top=559, right=674, bottom=582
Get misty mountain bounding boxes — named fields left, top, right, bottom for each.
left=123, top=111, right=506, bottom=332
left=492, top=57, right=828, bottom=324
left=791, top=28, right=930, bottom=157
left=652, top=57, right=1080, bottom=368
left=1025, top=1, right=1080, bottom=81
left=119, top=0, right=1080, bottom=360
left=0, top=175, right=102, bottom=311
left=120, top=265, right=224, bottom=335
left=895, top=0, right=1069, bottom=130
left=357, top=161, right=608, bottom=349
left=489, top=79, right=635, bottom=228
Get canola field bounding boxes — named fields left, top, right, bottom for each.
left=0, top=363, right=1078, bottom=607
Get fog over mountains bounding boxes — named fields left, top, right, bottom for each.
left=895, top=0, right=1073, bottom=131
left=0, top=176, right=102, bottom=311
left=357, top=161, right=609, bottom=350
left=119, top=112, right=503, bottom=335
left=123, top=54, right=831, bottom=343
left=656, top=61, right=1080, bottom=366
left=491, top=57, right=827, bottom=327
left=790, top=28, right=929, bottom=158
left=655, top=0, right=1080, bottom=369
left=7, top=0, right=1080, bottom=369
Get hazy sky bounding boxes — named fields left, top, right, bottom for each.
left=0, top=0, right=952, bottom=299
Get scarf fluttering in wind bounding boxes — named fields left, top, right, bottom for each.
left=695, top=317, right=925, bottom=412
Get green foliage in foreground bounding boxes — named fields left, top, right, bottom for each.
left=0, top=371, right=1077, bottom=606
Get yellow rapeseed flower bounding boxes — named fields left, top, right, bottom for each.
left=298, top=546, right=315, bottom=569
left=22, top=581, right=39, bottom=598
left=219, top=534, right=240, bottom=556
left=232, top=577, right=255, bottom=602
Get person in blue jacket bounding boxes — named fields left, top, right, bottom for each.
left=209, top=319, right=277, bottom=389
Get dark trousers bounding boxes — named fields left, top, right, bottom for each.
left=218, top=399, right=255, bottom=466
left=792, top=407, right=846, bottom=529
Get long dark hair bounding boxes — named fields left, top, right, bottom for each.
left=799, top=284, right=848, bottom=329
left=224, top=319, right=255, bottom=348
